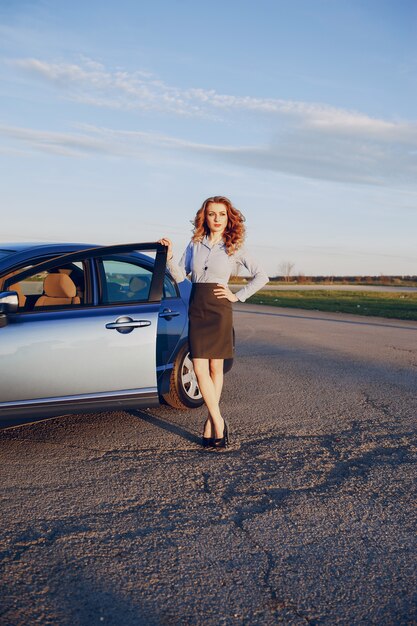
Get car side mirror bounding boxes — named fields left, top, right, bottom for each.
left=0, top=291, right=19, bottom=314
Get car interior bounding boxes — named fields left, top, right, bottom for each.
left=1, top=255, right=177, bottom=311
left=1, top=262, right=86, bottom=311
left=102, top=274, right=151, bottom=303
left=34, top=273, right=81, bottom=307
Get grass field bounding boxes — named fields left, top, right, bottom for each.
left=247, top=289, right=417, bottom=321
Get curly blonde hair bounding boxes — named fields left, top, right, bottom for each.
left=192, top=196, right=246, bottom=255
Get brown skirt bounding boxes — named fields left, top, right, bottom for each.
left=188, top=283, right=233, bottom=359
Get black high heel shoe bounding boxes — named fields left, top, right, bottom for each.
left=202, top=418, right=214, bottom=448
left=213, top=418, right=230, bottom=449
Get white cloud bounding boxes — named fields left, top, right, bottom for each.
left=10, top=57, right=211, bottom=116
left=4, top=57, right=417, bottom=185
left=215, top=132, right=417, bottom=185
left=0, top=124, right=161, bottom=159
left=1, top=121, right=417, bottom=187
left=10, top=56, right=417, bottom=138
left=0, top=125, right=114, bottom=157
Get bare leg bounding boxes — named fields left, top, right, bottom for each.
left=203, top=359, right=224, bottom=438
left=193, top=358, right=225, bottom=439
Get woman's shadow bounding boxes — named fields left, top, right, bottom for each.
left=131, top=409, right=201, bottom=445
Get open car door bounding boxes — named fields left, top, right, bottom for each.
left=0, top=243, right=167, bottom=423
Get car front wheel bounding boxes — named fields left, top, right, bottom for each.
left=163, top=343, right=204, bottom=409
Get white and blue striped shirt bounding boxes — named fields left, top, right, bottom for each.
left=167, top=236, right=269, bottom=302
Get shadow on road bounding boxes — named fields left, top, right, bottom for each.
left=53, top=573, right=162, bottom=626
left=132, top=409, right=200, bottom=445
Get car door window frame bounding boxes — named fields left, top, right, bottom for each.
left=93, top=253, right=180, bottom=306
left=163, top=273, right=180, bottom=299
left=4, top=243, right=167, bottom=308
left=95, top=256, right=153, bottom=306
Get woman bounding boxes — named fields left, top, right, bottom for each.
left=159, top=196, right=268, bottom=449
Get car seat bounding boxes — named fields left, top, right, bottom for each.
left=58, top=267, right=84, bottom=301
left=34, top=274, right=81, bottom=307
left=8, top=283, right=27, bottom=308
left=128, top=275, right=150, bottom=300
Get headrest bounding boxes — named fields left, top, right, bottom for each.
left=10, top=283, right=23, bottom=295
left=129, top=276, right=148, bottom=291
left=10, top=282, right=26, bottom=306
left=44, top=273, right=77, bottom=298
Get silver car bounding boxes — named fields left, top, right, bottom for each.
left=0, top=242, right=233, bottom=427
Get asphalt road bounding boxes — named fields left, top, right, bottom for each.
left=1, top=304, right=416, bottom=625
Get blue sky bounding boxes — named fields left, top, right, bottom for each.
left=1, top=0, right=416, bottom=275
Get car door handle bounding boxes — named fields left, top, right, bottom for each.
left=159, top=308, right=180, bottom=319
left=105, top=317, right=151, bottom=331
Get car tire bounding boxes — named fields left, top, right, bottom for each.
left=163, top=343, right=204, bottom=409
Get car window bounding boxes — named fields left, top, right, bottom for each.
left=6, top=261, right=87, bottom=311
left=163, top=275, right=178, bottom=299
left=100, top=259, right=152, bottom=304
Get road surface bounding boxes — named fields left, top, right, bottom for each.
left=1, top=304, right=416, bottom=625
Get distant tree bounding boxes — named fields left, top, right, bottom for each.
left=279, top=261, right=295, bottom=283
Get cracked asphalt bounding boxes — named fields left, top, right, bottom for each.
left=1, top=303, right=416, bottom=625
